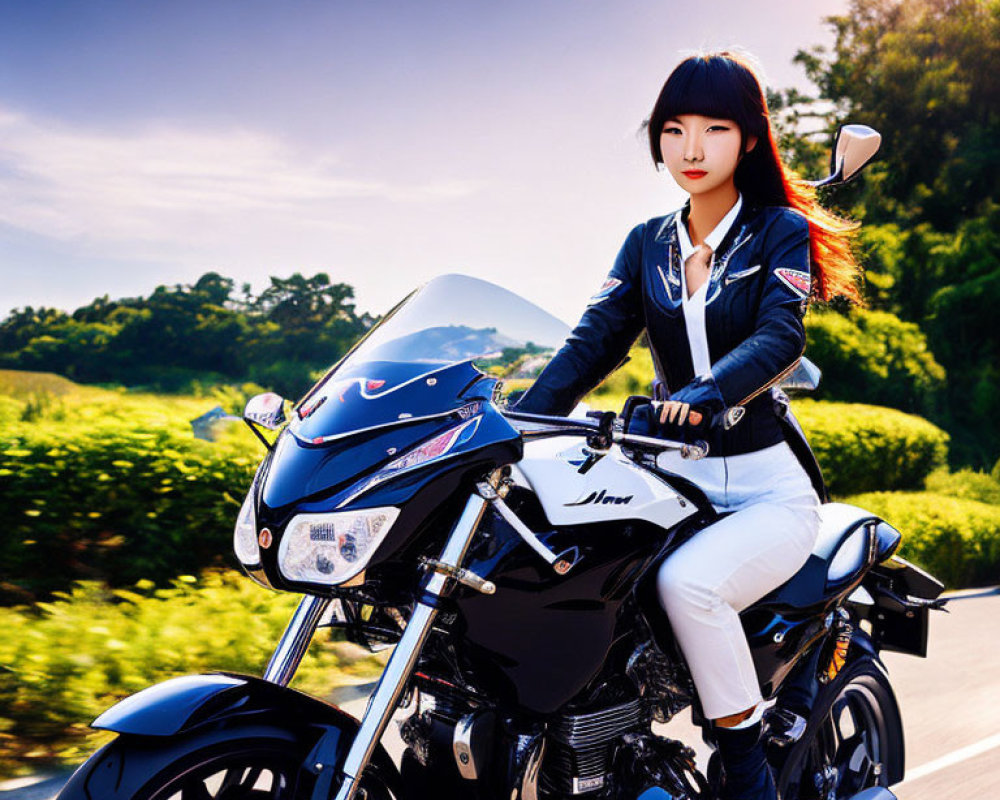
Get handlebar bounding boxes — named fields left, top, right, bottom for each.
left=501, top=409, right=708, bottom=460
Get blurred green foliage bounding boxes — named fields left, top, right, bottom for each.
left=794, top=399, right=949, bottom=495
left=0, top=571, right=381, bottom=777
left=0, top=373, right=261, bottom=602
left=584, top=346, right=656, bottom=409
left=843, top=491, right=1000, bottom=589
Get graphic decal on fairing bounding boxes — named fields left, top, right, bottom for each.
left=774, top=268, right=811, bottom=297
left=587, top=277, right=622, bottom=305
left=515, top=437, right=696, bottom=527
left=297, top=394, right=327, bottom=419
left=565, top=489, right=633, bottom=506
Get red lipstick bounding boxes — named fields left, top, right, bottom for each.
left=682, top=169, right=707, bottom=179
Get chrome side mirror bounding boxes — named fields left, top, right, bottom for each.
left=244, top=392, right=287, bottom=429
left=779, top=356, right=822, bottom=392
left=811, top=124, right=881, bottom=188
left=243, top=393, right=287, bottom=451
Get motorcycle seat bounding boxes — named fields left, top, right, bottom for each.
left=758, top=503, right=879, bottom=610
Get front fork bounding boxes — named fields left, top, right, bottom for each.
left=262, top=491, right=490, bottom=800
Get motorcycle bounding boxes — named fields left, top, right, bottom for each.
left=57, top=125, right=947, bottom=800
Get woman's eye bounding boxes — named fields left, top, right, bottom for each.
left=662, top=127, right=682, bottom=135
left=708, top=125, right=731, bottom=132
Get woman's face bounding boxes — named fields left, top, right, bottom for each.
left=659, top=114, right=756, bottom=196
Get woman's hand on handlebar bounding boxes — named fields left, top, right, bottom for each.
left=623, top=396, right=710, bottom=440
left=653, top=400, right=704, bottom=428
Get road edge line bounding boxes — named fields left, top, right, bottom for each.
left=896, top=730, right=1000, bottom=786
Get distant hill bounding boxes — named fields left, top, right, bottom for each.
left=0, top=369, right=79, bottom=398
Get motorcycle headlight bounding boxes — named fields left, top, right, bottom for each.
left=233, top=488, right=261, bottom=567
left=277, top=507, right=400, bottom=585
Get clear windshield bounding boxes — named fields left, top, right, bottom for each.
left=291, top=274, right=571, bottom=439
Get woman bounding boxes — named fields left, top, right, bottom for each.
left=516, top=51, right=862, bottom=800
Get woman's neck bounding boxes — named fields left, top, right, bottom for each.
left=687, top=183, right=739, bottom=247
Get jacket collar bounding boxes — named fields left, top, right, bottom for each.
left=652, top=196, right=762, bottom=306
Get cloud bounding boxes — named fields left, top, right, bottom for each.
left=0, top=106, right=476, bottom=259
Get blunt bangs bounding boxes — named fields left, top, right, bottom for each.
left=647, top=54, right=767, bottom=164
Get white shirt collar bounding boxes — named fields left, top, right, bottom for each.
left=675, top=193, right=743, bottom=261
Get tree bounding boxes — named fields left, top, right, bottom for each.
left=779, top=0, right=1000, bottom=466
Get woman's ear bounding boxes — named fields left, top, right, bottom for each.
left=745, top=135, right=758, bottom=154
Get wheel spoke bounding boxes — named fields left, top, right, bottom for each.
left=240, top=767, right=264, bottom=790
left=182, top=780, right=215, bottom=800
left=268, top=774, right=287, bottom=800
left=217, top=767, right=245, bottom=797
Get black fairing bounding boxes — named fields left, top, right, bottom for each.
left=450, top=489, right=675, bottom=715
left=253, top=365, right=522, bottom=595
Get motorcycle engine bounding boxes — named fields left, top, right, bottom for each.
left=400, top=638, right=707, bottom=799
left=541, top=698, right=645, bottom=795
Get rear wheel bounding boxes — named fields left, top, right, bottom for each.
left=776, top=656, right=904, bottom=800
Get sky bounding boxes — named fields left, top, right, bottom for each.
left=0, top=0, right=849, bottom=325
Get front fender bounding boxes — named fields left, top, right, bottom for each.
left=93, top=672, right=359, bottom=737
left=81, top=672, right=401, bottom=800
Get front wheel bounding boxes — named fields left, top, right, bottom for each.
left=57, top=730, right=398, bottom=800
left=776, top=655, right=904, bottom=800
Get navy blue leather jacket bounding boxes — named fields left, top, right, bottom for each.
left=517, top=200, right=812, bottom=456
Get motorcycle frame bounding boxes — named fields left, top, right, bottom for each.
left=328, top=489, right=490, bottom=800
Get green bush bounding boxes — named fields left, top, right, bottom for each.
left=0, top=376, right=261, bottom=601
left=804, top=307, right=946, bottom=415
left=793, top=399, right=949, bottom=495
left=925, top=468, right=1000, bottom=505
left=0, top=571, right=381, bottom=776
left=843, top=491, right=1000, bottom=589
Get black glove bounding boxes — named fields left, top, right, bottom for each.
left=624, top=398, right=711, bottom=441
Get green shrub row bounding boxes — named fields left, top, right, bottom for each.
left=925, top=467, right=1000, bottom=505
left=0, top=571, right=381, bottom=777
left=843, top=491, right=1000, bottom=589
left=0, top=379, right=262, bottom=601
left=793, top=399, right=949, bottom=495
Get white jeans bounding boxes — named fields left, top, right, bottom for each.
left=655, top=440, right=821, bottom=720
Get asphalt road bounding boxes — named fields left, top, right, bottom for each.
left=3, top=588, right=996, bottom=800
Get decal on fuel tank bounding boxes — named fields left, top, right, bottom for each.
left=514, top=436, right=697, bottom=528
left=565, top=489, right=633, bottom=506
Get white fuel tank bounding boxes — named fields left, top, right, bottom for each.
left=511, top=437, right=697, bottom=530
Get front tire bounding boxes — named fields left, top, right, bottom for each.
left=775, top=655, right=904, bottom=800
left=56, top=729, right=398, bottom=800
left=133, top=738, right=312, bottom=800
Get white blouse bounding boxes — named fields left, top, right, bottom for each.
left=675, top=194, right=743, bottom=379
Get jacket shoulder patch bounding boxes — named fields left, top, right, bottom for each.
left=587, top=276, right=622, bottom=305
left=774, top=268, right=811, bottom=297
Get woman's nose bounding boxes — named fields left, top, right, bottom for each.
left=684, top=134, right=704, bottom=162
